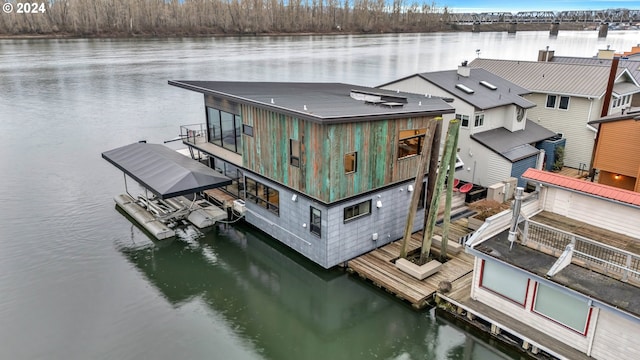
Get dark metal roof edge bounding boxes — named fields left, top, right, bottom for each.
left=101, top=152, right=163, bottom=199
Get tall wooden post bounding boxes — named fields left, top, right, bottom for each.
left=399, top=119, right=438, bottom=259
left=420, top=119, right=459, bottom=264
left=440, top=120, right=460, bottom=262
left=424, top=120, right=442, bottom=230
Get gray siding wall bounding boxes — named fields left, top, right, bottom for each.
left=244, top=174, right=427, bottom=268
left=511, top=155, right=538, bottom=188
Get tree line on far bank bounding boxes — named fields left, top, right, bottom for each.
left=0, top=0, right=449, bottom=36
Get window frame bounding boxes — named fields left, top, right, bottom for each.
left=479, top=260, right=530, bottom=307
left=242, top=124, right=254, bottom=137
left=474, top=113, right=485, bottom=127
left=310, top=206, right=321, bottom=237
left=531, top=282, right=592, bottom=335
left=397, top=128, right=426, bottom=160
left=456, top=114, right=470, bottom=128
left=344, top=152, right=357, bottom=174
left=546, top=95, right=557, bottom=108
left=558, top=96, right=570, bottom=110
left=244, top=177, right=280, bottom=216
left=289, top=139, right=300, bottom=167
left=343, top=200, right=372, bottom=223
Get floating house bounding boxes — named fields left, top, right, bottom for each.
left=169, top=81, right=454, bottom=268
left=469, top=57, right=640, bottom=171
left=440, top=168, right=640, bottom=359
left=588, top=107, right=640, bottom=192
left=380, top=63, right=559, bottom=188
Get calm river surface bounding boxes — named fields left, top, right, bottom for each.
left=1, top=31, right=639, bottom=360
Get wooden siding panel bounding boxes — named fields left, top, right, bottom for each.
left=590, top=309, right=640, bottom=359
left=593, top=120, right=640, bottom=177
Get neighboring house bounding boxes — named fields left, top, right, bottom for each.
left=469, top=57, right=640, bottom=170
left=544, top=47, right=640, bottom=107
left=169, top=81, right=454, bottom=268
left=588, top=107, right=640, bottom=192
left=379, top=64, right=559, bottom=188
left=458, top=168, right=640, bottom=360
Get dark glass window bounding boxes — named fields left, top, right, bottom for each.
left=559, top=96, right=570, bottom=110
left=290, top=139, right=300, bottom=167
left=456, top=114, right=469, bottom=127
left=344, top=200, right=372, bottom=222
left=398, top=129, right=426, bottom=159
left=245, top=178, right=279, bottom=216
left=546, top=95, right=557, bottom=108
left=242, top=124, right=254, bottom=137
left=310, top=207, right=321, bottom=237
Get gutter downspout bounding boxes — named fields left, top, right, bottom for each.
left=508, top=187, right=524, bottom=248
left=589, top=56, right=619, bottom=181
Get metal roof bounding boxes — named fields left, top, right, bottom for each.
left=412, top=68, right=535, bottom=110
left=550, top=56, right=640, bottom=85
left=588, top=107, right=640, bottom=124
left=102, top=143, right=232, bottom=200
left=469, top=58, right=634, bottom=98
left=169, top=81, right=454, bottom=124
left=522, top=168, right=640, bottom=208
left=470, top=120, right=557, bottom=162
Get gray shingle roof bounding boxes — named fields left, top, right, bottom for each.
left=412, top=68, right=536, bottom=110
left=471, top=120, right=557, bottom=162
left=469, top=58, right=633, bottom=98
left=169, top=81, right=454, bottom=124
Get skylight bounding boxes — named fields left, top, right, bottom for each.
left=479, top=80, right=497, bottom=90
left=455, top=84, right=474, bottom=94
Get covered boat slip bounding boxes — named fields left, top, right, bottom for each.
left=102, top=142, right=233, bottom=239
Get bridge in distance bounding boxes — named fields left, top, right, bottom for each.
left=446, top=9, right=640, bottom=24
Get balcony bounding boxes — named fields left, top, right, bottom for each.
left=179, top=124, right=242, bottom=167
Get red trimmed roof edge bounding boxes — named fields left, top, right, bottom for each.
left=522, top=168, right=640, bottom=207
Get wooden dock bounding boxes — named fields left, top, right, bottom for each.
left=347, top=229, right=475, bottom=309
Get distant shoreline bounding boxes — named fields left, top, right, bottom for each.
left=0, top=22, right=600, bottom=40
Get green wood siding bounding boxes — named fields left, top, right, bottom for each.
left=241, top=103, right=436, bottom=203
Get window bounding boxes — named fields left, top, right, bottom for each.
left=474, top=113, right=484, bottom=127
left=242, top=124, right=254, bottom=137
left=398, top=128, right=426, bottom=159
left=559, top=96, right=569, bottom=110
left=344, top=152, right=357, bottom=174
left=546, top=95, right=557, bottom=108
left=344, top=200, right=371, bottom=222
left=480, top=260, right=529, bottom=305
left=290, top=139, right=300, bottom=167
left=310, top=207, right=321, bottom=237
left=206, top=107, right=242, bottom=154
left=245, top=178, right=280, bottom=215
left=456, top=114, right=469, bottom=128
left=533, top=283, right=591, bottom=334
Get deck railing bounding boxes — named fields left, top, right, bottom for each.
left=523, top=220, right=640, bottom=283
left=180, top=124, right=207, bottom=146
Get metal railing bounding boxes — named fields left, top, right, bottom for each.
left=180, top=124, right=207, bottom=146
left=523, top=220, right=640, bottom=283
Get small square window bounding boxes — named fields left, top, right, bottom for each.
left=310, top=207, right=321, bottom=237
left=242, top=124, right=254, bottom=137
left=290, top=139, right=300, bottom=167
left=456, top=114, right=469, bottom=128
left=474, top=113, right=484, bottom=127
left=344, top=152, right=357, bottom=174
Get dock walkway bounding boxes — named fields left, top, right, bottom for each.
left=347, top=227, right=475, bottom=309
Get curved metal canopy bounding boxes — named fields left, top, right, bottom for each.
left=102, top=143, right=232, bottom=199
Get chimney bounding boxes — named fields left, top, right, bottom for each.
left=457, top=61, right=471, bottom=77
left=598, top=45, right=615, bottom=59
left=507, top=187, right=524, bottom=246
left=538, top=46, right=554, bottom=62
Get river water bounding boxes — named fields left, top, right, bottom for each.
left=1, top=31, right=639, bottom=360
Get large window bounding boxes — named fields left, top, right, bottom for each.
left=480, top=260, right=529, bottom=305
left=310, top=207, right=321, bottom=237
left=206, top=107, right=243, bottom=154
left=533, top=283, right=591, bottom=334
left=398, top=129, right=426, bottom=159
left=344, top=200, right=371, bottom=222
left=456, top=114, right=469, bottom=128
left=344, top=152, right=357, bottom=174
left=290, top=139, right=300, bottom=167
left=245, top=178, right=280, bottom=215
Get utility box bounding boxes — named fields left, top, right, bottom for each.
left=233, top=199, right=246, bottom=216
left=487, top=182, right=506, bottom=203
left=503, top=177, right=518, bottom=200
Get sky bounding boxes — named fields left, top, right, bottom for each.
left=441, top=0, right=639, bottom=13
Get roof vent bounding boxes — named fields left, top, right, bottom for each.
left=455, top=84, right=474, bottom=94
left=350, top=89, right=407, bottom=106
left=479, top=80, right=497, bottom=90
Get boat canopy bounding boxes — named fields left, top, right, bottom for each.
left=102, top=142, right=232, bottom=199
